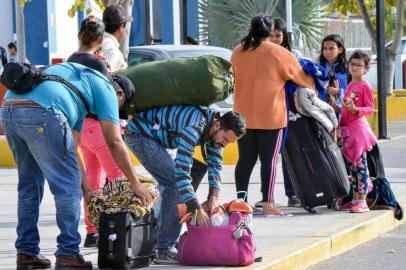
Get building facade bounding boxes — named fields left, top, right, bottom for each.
left=0, top=0, right=200, bottom=65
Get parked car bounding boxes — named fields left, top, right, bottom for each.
left=128, top=45, right=233, bottom=114
left=364, top=37, right=406, bottom=90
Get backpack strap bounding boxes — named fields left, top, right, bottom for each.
left=196, top=106, right=222, bottom=164
left=43, top=74, right=90, bottom=112
left=194, top=106, right=209, bottom=163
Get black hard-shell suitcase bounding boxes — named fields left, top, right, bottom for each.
left=98, top=210, right=156, bottom=269
left=282, top=115, right=350, bottom=213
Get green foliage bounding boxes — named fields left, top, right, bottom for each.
left=385, top=6, right=406, bottom=41
left=198, top=0, right=323, bottom=51
left=68, top=0, right=105, bottom=18
left=324, top=0, right=367, bottom=17
left=16, top=0, right=32, bottom=8
left=324, top=0, right=404, bottom=40
left=274, top=0, right=324, bottom=54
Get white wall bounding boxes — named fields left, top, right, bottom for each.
left=49, top=0, right=104, bottom=60
left=0, top=1, right=14, bottom=52
left=49, top=0, right=79, bottom=60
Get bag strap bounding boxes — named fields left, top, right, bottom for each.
left=368, top=177, right=379, bottom=209
left=195, top=106, right=213, bottom=163
left=43, top=74, right=90, bottom=112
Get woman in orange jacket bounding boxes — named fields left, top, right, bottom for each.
left=231, top=15, right=314, bottom=216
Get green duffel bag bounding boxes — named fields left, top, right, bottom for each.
left=116, top=55, right=234, bottom=112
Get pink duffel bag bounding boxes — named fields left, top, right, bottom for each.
left=177, top=212, right=255, bottom=266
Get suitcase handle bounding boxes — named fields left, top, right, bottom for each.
left=316, top=124, right=327, bottom=149
left=126, top=254, right=156, bottom=261
left=107, top=220, right=116, bottom=260
left=130, top=221, right=156, bottom=227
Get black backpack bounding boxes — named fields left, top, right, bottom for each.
left=0, top=62, right=89, bottom=111
left=367, top=176, right=403, bottom=220
left=341, top=144, right=403, bottom=220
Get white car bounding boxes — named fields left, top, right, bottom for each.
left=128, top=45, right=233, bottom=114
left=364, top=37, right=406, bottom=90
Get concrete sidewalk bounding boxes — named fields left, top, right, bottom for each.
left=0, top=122, right=405, bottom=270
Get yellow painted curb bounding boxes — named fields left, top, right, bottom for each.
left=0, top=136, right=239, bottom=168
left=0, top=136, right=15, bottom=168
left=393, top=89, right=406, bottom=96
left=223, top=195, right=406, bottom=270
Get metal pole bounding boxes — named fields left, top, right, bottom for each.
left=376, top=0, right=387, bottom=139
left=285, top=0, right=293, bottom=45
left=15, top=0, right=27, bottom=63
left=172, top=0, right=181, bottom=45
left=144, top=0, right=152, bottom=45
left=149, top=0, right=154, bottom=43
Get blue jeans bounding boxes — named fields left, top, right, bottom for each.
left=124, top=132, right=182, bottom=252
left=0, top=107, right=82, bottom=256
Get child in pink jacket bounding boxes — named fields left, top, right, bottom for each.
left=339, top=50, right=377, bottom=213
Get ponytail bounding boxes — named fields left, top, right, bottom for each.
left=78, top=15, right=105, bottom=47
left=241, top=15, right=273, bottom=51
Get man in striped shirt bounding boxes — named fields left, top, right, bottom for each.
left=124, top=105, right=246, bottom=264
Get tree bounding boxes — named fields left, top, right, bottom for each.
left=68, top=0, right=134, bottom=61
left=15, top=0, right=29, bottom=63
left=197, top=0, right=323, bottom=55
left=325, top=0, right=405, bottom=95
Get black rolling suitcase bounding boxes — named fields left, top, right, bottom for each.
left=98, top=210, right=156, bottom=269
left=282, top=115, right=349, bottom=213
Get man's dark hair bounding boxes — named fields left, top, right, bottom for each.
left=219, top=111, right=246, bottom=137
left=105, top=22, right=125, bottom=34
left=8, top=42, right=17, bottom=50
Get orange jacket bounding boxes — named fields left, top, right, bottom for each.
left=231, top=41, right=315, bottom=129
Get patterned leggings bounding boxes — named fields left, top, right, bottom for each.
left=349, top=151, right=370, bottom=194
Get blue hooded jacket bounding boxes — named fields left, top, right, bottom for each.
left=322, top=62, right=348, bottom=109
left=282, top=59, right=330, bottom=150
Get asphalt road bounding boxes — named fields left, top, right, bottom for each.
left=309, top=223, right=406, bottom=270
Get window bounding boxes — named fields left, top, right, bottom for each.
left=168, top=50, right=231, bottom=61
left=128, top=52, right=156, bottom=66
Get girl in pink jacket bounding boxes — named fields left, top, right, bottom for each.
left=339, top=50, right=376, bottom=213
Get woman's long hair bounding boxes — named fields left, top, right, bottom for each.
left=241, top=15, right=273, bottom=51
left=318, top=34, right=348, bottom=73
left=273, top=18, right=291, bottom=52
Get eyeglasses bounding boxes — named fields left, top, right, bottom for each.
left=349, top=62, right=365, bottom=68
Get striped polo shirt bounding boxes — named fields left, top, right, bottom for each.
left=127, top=105, right=223, bottom=211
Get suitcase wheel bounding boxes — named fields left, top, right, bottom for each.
left=305, top=207, right=317, bottom=214
left=327, top=199, right=340, bottom=211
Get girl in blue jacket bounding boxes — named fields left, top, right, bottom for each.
left=318, top=34, right=349, bottom=116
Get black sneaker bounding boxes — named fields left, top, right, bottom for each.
left=83, top=233, right=98, bottom=248
left=287, top=196, right=301, bottom=207
left=154, top=248, right=179, bottom=265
